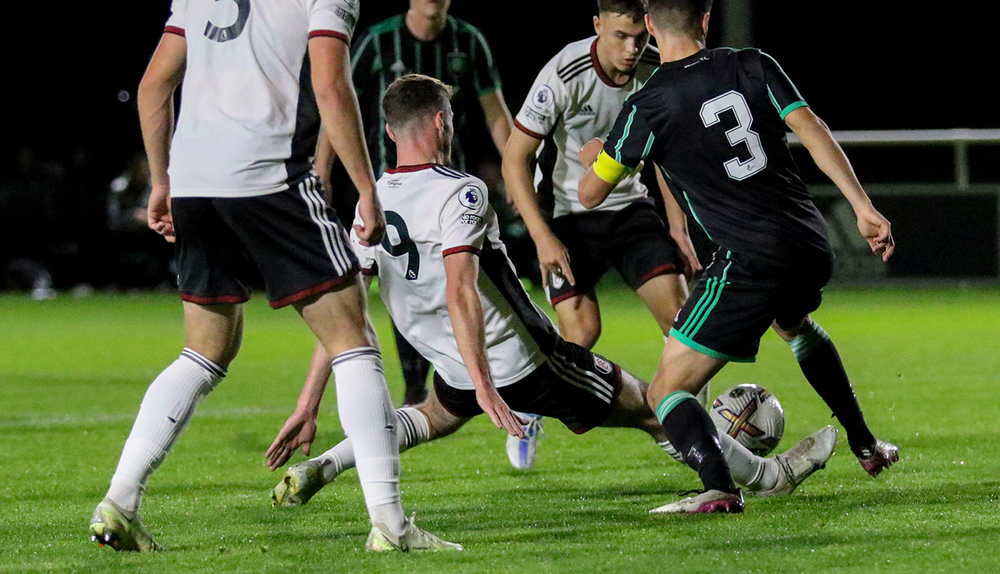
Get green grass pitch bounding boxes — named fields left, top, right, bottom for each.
left=1, top=285, right=999, bottom=573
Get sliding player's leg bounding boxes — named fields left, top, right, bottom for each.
left=272, top=376, right=471, bottom=507
left=91, top=302, right=242, bottom=552
left=773, top=315, right=898, bottom=476
left=602, top=369, right=836, bottom=496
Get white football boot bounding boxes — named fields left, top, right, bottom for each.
left=506, top=413, right=544, bottom=470
left=750, top=425, right=838, bottom=497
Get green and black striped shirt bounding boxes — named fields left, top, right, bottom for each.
left=351, top=15, right=503, bottom=174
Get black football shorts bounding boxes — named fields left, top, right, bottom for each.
left=670, top=248, right=832, bottom=362
left=545, top=199, right=683, bottom=306
left=172, top=176, right=359, bottom=309
left=432, top=338, right=622, bottom=434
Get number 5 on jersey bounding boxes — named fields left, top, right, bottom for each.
left=382, top=211, right=420, bottom=280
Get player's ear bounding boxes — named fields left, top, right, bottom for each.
left=644, top=14, right=656, bottom=36
left=701, top=13, right=710, bottom=37
left=386, top=124, right=397, bottom=143
left=593, top=15, right=602, bottom=35
left=433, top=111, right=444, bottom=132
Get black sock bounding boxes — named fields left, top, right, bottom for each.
left=393, top=323, right=430, bottom=405
left=656, top=392, right=737, bottom=493
left=790, top=322, right=876, bottom=456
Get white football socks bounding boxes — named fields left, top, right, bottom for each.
left=312, top=407, right=431, bottom=484
left=107, top=348, right=225, bottom=513
left=331, top=347, right=406, bottom=536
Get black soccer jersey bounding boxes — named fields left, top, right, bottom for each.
left=603, top=48, right=831, bottom=270
left=351, top=15, right=503, bottom=174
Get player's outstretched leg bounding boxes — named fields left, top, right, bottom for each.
left=91, top=303, right=238, bottom=552
left=748, top=426, right=838, bottom=497
left=775, top=317, right=899, bottom=476
left=272, top=390, right=469, bottom=507
left=91, top=347, right=228, bottom=550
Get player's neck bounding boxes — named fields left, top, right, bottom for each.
left=654, top=33, right=705, bottom=63
left=395, top=140, right=447, bottom=169
left=406, top=9, right=448, bottom=42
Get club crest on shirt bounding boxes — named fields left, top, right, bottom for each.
left=447, top=51, right=468, bottom=76
left=530, top=85, right=555, bottom=110
left=458, top=185, right=483, bottom=209
left=593, top=354, right=613, bottom=375
left=549, top=272, right=565, bottom=290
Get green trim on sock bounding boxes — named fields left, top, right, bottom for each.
left=655, top=391, right=696, bottom=424
left=789, top=322, right=831, bottom=362
left=670, top=328, right=756, bottom=363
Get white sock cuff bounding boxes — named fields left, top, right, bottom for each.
left=331, top=346, right=382, bottom=368
left=181, top=348, right=227, bottom=380
left=396, top=407, right=431, bottom=450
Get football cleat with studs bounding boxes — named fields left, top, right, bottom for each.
left=750, top=425, right=838, bottom=497
left=89, top=498, right=162, bottom=552
left=271, top=460, right=326, bottom=507
left=506, top=413, right=544, bottom=470
left=365, top=515, right=463, bottom=552
left=857, top=439, right=899, bottom=477
left=650, top=489, right=744, bottom=514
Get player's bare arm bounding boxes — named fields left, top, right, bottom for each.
left=137, top=32, right=186, bottom=243
left=655, top=166, right=702, bottom=277
left=479, top=90, right=514, bottom=157
left=265, top=340, right=332, bottom=470
left=501, top=130, right=576, bottom=287
left=313, top=131, right=336, bottom=201
left=443, top=251, right=526, bottom=438
left=578, top=138, right=623, bottom=209
left=785, top=107, right=894, bottom=261
left=309, top=36, right=385, bottom=246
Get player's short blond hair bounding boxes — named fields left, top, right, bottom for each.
left=382, top=74, right=454, bottom=131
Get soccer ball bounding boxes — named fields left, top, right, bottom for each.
left=710, top=384, right=785, bottom=456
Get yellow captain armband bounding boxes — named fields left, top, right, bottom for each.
left=592, top=150, right=635, bottom=185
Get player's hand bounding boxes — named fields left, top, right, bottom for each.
left=579, top=138, right=605, bottom=168
left=265, top=409, right=318, bottom=470
left=147, top=184, right=175, bottom=243
left=536, top=232, right=576, bottom=290
left=855, top=205, right=894, bottom=261
left=671, top=229, right=703, bottom=279
left=475, top=384, right=526, bottom=439
left=354, top=193, right=386, bottom=246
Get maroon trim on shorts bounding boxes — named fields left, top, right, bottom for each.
left=309, top=30, right=349, bottom=45
left=268, top=267, right=360, bottom=309
left=164, top=26, right=186, bottom=37
left=637, top=263, right=684, bottom=286
left=443, top=245, right=481, bottom=257
left=550, top=288, right=583, bottom=306
left=181, top=293, right=250, bottom=305
left=514, top=119, right=546, bottom=140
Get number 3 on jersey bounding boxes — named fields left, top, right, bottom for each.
left=382, top=211, right=420, bottom=280
left=700, top=91, right=767, bottom=181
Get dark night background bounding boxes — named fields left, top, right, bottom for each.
left=2, top=1, right=993, bottom=179
left=0, top=1, right=996, bottom=287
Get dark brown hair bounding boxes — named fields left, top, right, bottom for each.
left=643, top=0, right=712, bottom=39
left=381, top=74, right=454, bottom=130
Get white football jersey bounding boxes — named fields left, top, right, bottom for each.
left=164, top=0, right=359, bottom=198
left=514, top=37, right=661, bottom=218
left=352, top=164, right=551, bottom=391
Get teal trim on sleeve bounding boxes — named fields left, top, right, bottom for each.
left=613, top=106, right=638, bottom=163
left=779, top=100, right=809, bottom=120
left=670, top=328, right=756, bottom=363
left=476, top=83, right=502, bottom=96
